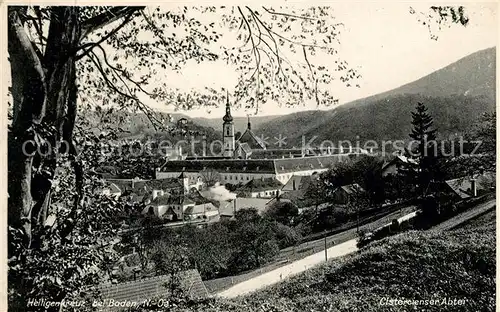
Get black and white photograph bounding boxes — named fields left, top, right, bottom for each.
left=4, top=2, right=497, bottom=312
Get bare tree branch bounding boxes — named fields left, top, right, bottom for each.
left=262, top=6, right=318, bottom=21
left=93, top=44, right=153, bottom=96
left=86, top=52, right=163, bottom=131
left=303, top=46, right=319, bottom=105
left=80, top=6, right=144, bottom=39
left=76, top=11, right=136, bottom=60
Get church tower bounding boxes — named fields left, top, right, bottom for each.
left=222, top=93, right=235, bottom=157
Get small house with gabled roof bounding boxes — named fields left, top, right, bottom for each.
left=237, top=177, right=283, bottom=198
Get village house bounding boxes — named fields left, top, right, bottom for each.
left=330, top=183, right=366, bottom=205
left=219, top=197, right=272, bottom=219
left=381, top=154, right=419, bottom=177
left=145, top=189, right=219, bottom=221
left=442, top=172, right=495, bottom=201
left=237, top=177, right=283, bottom=198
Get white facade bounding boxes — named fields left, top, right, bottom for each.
left=248, top=189, right=280, bottom=198
left=223, top=122, right=235, bottom=157
left=275, top=168, right=329, bottom=185
left=156, top=170, right=329, bottom=187
left=155, top=171, right=203, bottom=190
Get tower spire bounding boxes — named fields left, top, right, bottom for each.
left=223, top=91, right=233, bottom=123
left=247, top=115, right=251, bottom=130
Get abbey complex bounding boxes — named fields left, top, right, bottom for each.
left=156, top=99, right=369, bottom=187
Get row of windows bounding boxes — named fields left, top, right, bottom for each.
left=223, top=175, right=251, bottom=181
left=255, top=190, right=278, bottom=197
left=277, top=174, right=292, bottom=182
left=159, top=171, right=323, bottom=184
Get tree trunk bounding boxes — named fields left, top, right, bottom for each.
left=8, top=6, right=81, bottom=248
left=8, top=7, right=47, bottom=247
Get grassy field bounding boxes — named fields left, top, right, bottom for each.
left=456, top=209, right=496, bottom=231
left=432, top=197, right=496, bottom=231
left=164, top=220, right=495, bottom=312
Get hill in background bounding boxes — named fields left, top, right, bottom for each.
left=81, top=47, right=495, bottom=150
left=254, top=47, right=496, bottom=147
left=192, top=115, right=280, bottom=133
left=256, top=94, right=493, bottom=147
left=342, top=46, right=496, bottom=109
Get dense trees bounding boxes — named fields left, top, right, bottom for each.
left=118, top=208, right=300, bottom=280
left=263, top=201, right=299, bottom=226
left=320, top=155, right=386, bottom=206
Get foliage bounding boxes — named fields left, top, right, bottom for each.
left=271, top=222, right=301, bottom=249
left=162, top=227, right=495, bottom=312
left=71, top=6, right=363, bottom=118
left=399, top=102, right=446, bottom=201
left=8, top=128, right=128, bottom=311
left=228, top=209, right=279, bottom=272
left=410, top=6, right=469, bottom=40
left=199, top=169, right=222, bottom=187
left=320, top=155, right=385, bottom=206
left=262, top=201, right=298, bottom=226
left=119, top=208, right=301, bottom=281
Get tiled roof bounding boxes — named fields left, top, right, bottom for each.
left=274, top=154, right=355, bottom=174
left=282, top=175, right=314, bottom=191
left=150, top=194, right=171, bottom=205
left=250, top=149, right=304, bottom=159
left=159, top=154, right=360, bottom=175
left=239, top=177, right=283, bottom=193
left=382, top=155, right=419, bottom=171
left=237, top=129, right=266, bottom=149
left=159, top=159, right=276, bottom=174
left=167, top=195, right=194, bottom=205
left=107, top=183, right=122, bottom=194
left=237, top=142, right=252, bottom=154
left=278, top=190, right=317, bottom=208
left=250, top=147, right=368, bottom=160
left=106, top=178, right=183, bottom=196
left=187, top=190, right=212, bottom=205
left=149, top=190, right=210, bottom=207
left=184, top=203, right=218, bottom=215
left=339, top=183, right=365, bottom=195
left=96, top=269, right=208, bottom=305
left=146, top=178, right=183, bottom=190
left=445, top=172, right=495, bottom=199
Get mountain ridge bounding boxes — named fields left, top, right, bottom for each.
left=253, top=47, right=496, bottom=146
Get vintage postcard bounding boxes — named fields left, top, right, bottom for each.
left=4, top=2, right=497, bottom=311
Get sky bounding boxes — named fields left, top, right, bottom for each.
left=3, top=3, right=497, bottom=119
left=143, top=3, right=497, bottom=118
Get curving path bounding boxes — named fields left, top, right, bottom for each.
left=217, top=211, right=416, bottom=298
